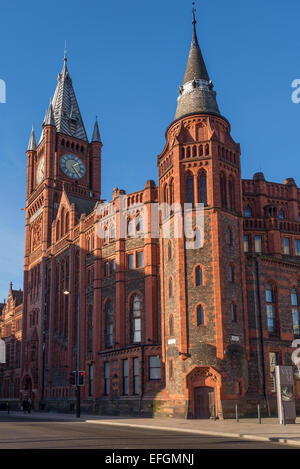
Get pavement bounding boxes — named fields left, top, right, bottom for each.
left=3, top=411, right=300, bottom=448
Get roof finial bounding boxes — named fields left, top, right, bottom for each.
left=192, top=2, right=196, bottom=26
left=64, top=40, right=67, bottom=62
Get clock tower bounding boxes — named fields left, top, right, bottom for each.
left=21, top=53, right=102, bottom=403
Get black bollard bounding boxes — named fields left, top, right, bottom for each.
left=257, top=404, right=261, bottom=424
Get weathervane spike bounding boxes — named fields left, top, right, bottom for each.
left=64, top=40, right=67, bottom=62
left=192, top=1, right=196, bottom=25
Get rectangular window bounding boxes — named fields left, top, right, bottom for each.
left=137, top=251, right=144, bottom=268
left=295, top=239, right=300, bottom=256
left=284, top=237, right=290, bottom=255
left=244, top=235, right=249, bottom=253
left=107, top=323, right=113, bottom=348
left=149, top=356, right=161, bottom=380
left=133, top=358, right=139, bottom=395
left=112, top=259, right=116, bottom=272
left=104, top=362, right=110, bottom=396
left=267, top=304, right=275, bottom=332
left=128, top=254, right=134, bottom=270
left=104, top=261, right=110, bottom=277
left=133, top=318, right=141, bottom=343
left=254, top=235, right=262, bottom=253
left=123, top=359, right=129, bottom=395
left=89, top=364, right=93, bottom=397
left=269, top=352, right=279, bottom=392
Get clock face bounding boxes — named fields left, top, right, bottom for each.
left=60, top=154, right=86, bottom=179
left=36, top=157, right=45, bottom=184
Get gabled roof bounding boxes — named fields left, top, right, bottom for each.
left=51, top=57, right=88, bottom=141
left=11, top=290, right=23, bottom=307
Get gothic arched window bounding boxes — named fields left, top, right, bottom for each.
left=197, top=305, right=204, bottom=326
left=195, top=266, right=203, bottom=286
left=186, top=173, right=194, bottom=207
left=199, top=171, right=207, bottom=206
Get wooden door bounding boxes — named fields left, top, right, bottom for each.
left=194, top=386, right=215, bottom=419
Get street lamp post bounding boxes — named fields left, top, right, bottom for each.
left=64, top=287, right=81, bottom=418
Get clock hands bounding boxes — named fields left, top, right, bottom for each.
left=72, top=162, right=81, bottom=177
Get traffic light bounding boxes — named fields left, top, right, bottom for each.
left=78, top=371, right=85, bottom=386
left=70, top=371, right=76, bottom=386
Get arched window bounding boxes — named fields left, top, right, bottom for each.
left=65, top=212, right=69, bottom=233
left=186, top=173, right=194, bottom=206
left=186, top=147, right=191, bottom=158
left=228, top=178, right=235, bottom=211
left=229, top=264, right=234, bottom=283
left=199, top=172, right=207, bottom=206
left=61, top=208, right=65, bottom=237
left=168, top=240, right=173, bottom=260
left=169, top=277, right=174, bottom=298
left=227, top=227, right=232, bottom=245
left=244, top=206, right=252, bottom=217
left=197, top=305, right=204, bottom=326
left=192, top=146, right=197, bottom=157
left=163, top=183, right=168, bottom=204
left=195, top=266, right=203, bottom=286
left=279, top=209, right=285, bottom=220
left=128, top=219, right=134, bottom=237
left=231, top=303, right=237, bottom=322
left=169, top=314, right=174, bottom=336
left=136, top=215, right=143, bottom=234
left=205, top=144, right=209, bottom=155
left=169, top=178, right=174, bottom=207
left=220, top=173, right=227, bottom=208
left=199, top=145, right=203, bottom=156
left=56, top=220, right=60, bottom=242
left=266, top=284, right=276, bottom=333
left=292, top=289, right=300, bottom=336
left=106, top=300, right=113, bottom=348
left=132, top=295, right=141, bottom=343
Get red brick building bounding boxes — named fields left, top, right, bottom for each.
left=12, top=12, right=300, bottom=417
left=0, top=283, right=23, bottom=404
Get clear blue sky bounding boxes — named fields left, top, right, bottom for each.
left=0, top=0, right=299, bottom=300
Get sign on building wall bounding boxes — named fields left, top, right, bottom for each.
left=0, top=339, right=5, bottom=363
left=275, top=365, right=296, bottom=424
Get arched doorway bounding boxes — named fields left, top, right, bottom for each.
left=186, top=366, right=222, bottom=419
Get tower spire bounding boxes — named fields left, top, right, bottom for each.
left=174, top=4, right=220, bottom=121
left=27, top=125, right=37, bottom=151
left=91, top=116, right=102, bottom=143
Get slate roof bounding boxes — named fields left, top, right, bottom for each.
left=68, top=194, right=96, bottom=217
left=27, top=125, right=37, bottom=151
left=50, top=57, right=88, bottom=141
left=174, top=12, right=221, bottom=121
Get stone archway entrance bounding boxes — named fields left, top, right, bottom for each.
left=186, top=366, right=222, bottom=419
